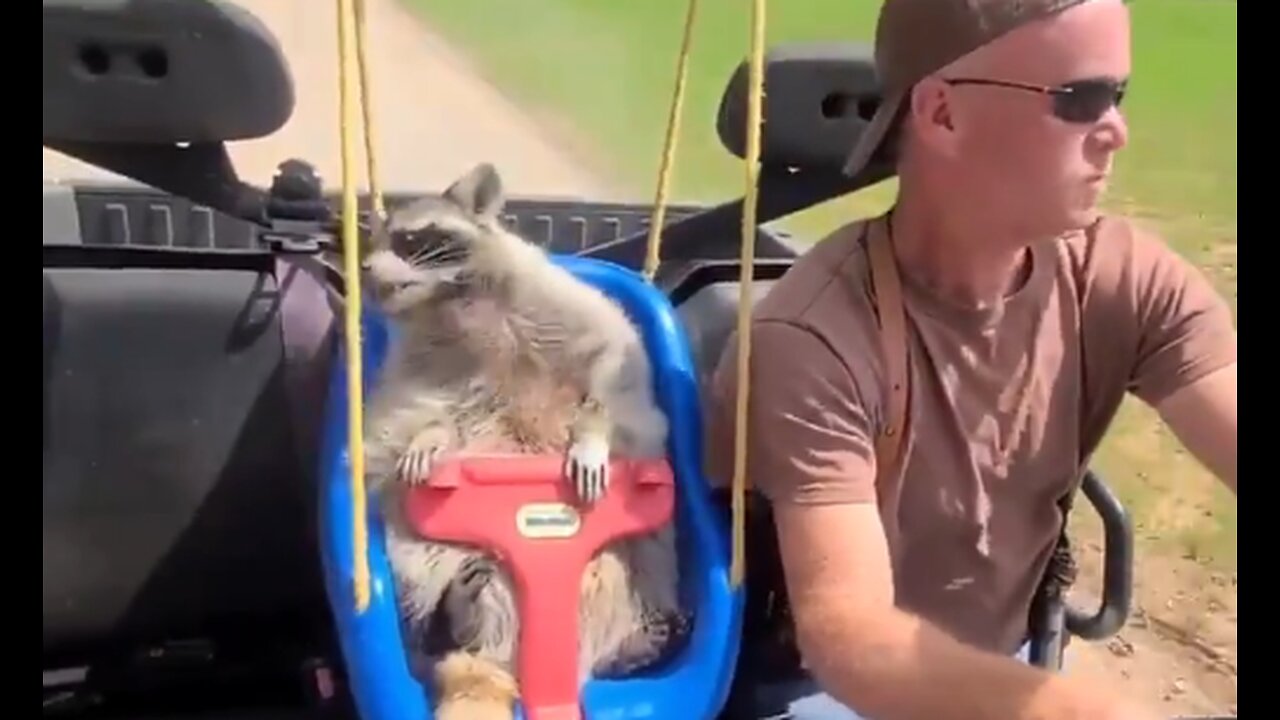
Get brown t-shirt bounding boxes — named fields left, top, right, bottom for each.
left=704, top=212, right=1236, bottom=654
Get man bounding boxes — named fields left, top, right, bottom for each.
left=704, top=0, right=1237, bottom=719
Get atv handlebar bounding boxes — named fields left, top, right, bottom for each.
left=1066, top=470, right=1135, bottom=640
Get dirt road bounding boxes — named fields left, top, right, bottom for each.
left=43, top=0, right=1234, bottom=717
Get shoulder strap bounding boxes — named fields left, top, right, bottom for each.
left=727, top=215, right=912, bottom=691
left=1058, top=214, right=1115, bottom=512
left=864, top=215, right=910, bottom=484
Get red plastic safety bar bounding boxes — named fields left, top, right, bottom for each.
left=403, top=454, right=675, bottom=720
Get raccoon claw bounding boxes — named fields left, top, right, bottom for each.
left=664, top=610, right=692, bottom=645
left=397, top=445, right=442, bottom=485
left=565, top=437, right=609, bottom=504
left=641, top=609, right=691, bottom=656
left=644, top=609, right=693, bottom=666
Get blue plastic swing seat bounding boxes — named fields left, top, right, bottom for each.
left=318, top=254, right=745, bottom=720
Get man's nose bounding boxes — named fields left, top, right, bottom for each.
left=1095, top=105, right=1129, bottom=152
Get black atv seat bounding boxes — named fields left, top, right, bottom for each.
left=42, top=184, right=339, bottom=668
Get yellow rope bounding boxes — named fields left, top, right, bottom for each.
left=730, top=0, right=767, bottom=588
left=353, top=0, right=385, bottom=226
left=337, top=0, right=370, bottom=613
left=642, top=0, right=700, bottom=281
left=639, top=0, right=763, bottom=587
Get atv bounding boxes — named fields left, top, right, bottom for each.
left=43, top=1, right=1142, bottom=719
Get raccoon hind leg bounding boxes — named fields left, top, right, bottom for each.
left=576, top=547, right=642, bottom=681
left=431, top=555, right=521, bottom=720
left=441, top=554, right=519, bottom=669
left=628, top=523, right=689, bottom=665
left=578, top=527, right=690, bottom=680
left=382, top=512, right=476, bottom=630
left=381, top=516, right=482, bottom=683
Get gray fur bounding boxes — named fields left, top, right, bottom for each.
left=360, top=163, right=688, bottom=712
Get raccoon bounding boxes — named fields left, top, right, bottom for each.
left=359, top=163, right=688, bottom=720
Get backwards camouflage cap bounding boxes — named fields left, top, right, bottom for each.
left=844, top=0, right=1092, bottom=177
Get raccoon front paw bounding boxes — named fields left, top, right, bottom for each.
left=565, top=435, right=609, bottom=505
left=397, top=429, right=450, bottom=485
left=396, top=446, right=441, bottom=486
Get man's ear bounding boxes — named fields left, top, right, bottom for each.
left=905, top=78, right=959, bottom=159
left=442, top=162, right=505, bottom=219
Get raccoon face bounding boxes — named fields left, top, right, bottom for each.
left=361, top=163, right=506, bottom=315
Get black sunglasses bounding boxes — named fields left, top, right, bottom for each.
left=942, top=76, right=1128, bottom=124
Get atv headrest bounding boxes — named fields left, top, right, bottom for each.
left=716, top=42, right=885, bottom=178
left=42, top=0, right=294, bottom=145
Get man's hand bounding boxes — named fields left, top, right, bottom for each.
left=1153, top=362, right=1236, bottom=493
left=773, top=499, right=1157, bottom=720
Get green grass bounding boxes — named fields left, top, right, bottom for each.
left=407, top=0, right=1237, bottom=573
left=1107, top=0, right=1237, bottom=310
left=407, top=1, right=888, bottom=207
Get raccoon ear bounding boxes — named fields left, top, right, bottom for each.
left=444, top=162, right=505, bottom=219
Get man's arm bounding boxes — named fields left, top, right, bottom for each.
left=1107, top=222, right=1237, bottom=494
left=773, top=499, right=1153, bottom=720
left=1153, top=362, right=1236, bottom=493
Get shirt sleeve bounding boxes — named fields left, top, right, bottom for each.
left=703, top=318, right=878, bottom=506
left=1109, top=222, right=1237, bottom=405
